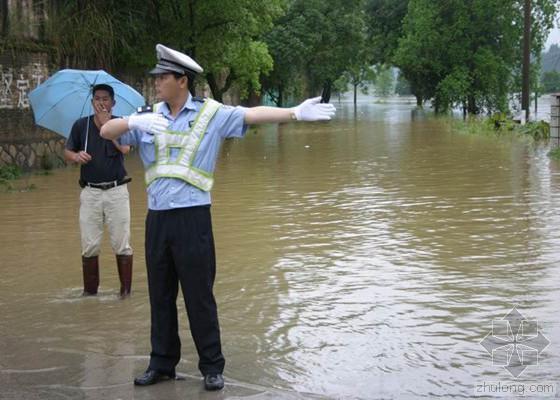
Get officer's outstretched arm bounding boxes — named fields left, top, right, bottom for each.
left=244, top=97, right=336, bottom=125
left=101, top=113, right=169, bottom=140
left=100, top=118, right=130, bottom=140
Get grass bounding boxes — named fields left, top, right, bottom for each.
left=0, top=165, right=36, bottom=192
left=448, top=113, right=551, bottom=141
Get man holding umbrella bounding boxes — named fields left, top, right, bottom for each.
left=101, top=44, right=335, bottom=391
left=64, top=83, right=133, bottom=298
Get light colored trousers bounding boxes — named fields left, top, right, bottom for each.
left=79, top=185, right=133, bottom=257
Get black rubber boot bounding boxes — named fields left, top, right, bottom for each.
left=82, top=256, right=99, bottom=295
left=116, top=254, right=133, bottom=297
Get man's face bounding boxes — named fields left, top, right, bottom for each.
left=92, top=90, right=114, bottom=114
left=155, top=73, right=186, bottom=101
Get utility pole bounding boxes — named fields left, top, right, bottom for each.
left=522, top=0, right=531, bottom=122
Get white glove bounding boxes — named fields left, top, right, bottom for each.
left=127, top=113, right=168, bottom=135
left=293, top=96, right=336, bottom=121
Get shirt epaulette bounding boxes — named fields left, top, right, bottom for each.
left=192, top=96, right=206, bottom=103
left=137, top=105, right=154, bottom=113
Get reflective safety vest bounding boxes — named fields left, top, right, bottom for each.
left=145, top=99, right=222, bottom=191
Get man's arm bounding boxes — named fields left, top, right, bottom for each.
left=244, top=106, right=295, bottom=125
left=64, top=149, right=92, bottom=164
left=112, top=140, right=131, bottom=155
left=65, top=119, right=92, bottom=164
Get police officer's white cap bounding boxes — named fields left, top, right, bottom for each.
left=149, top=44, right=203, bottom=76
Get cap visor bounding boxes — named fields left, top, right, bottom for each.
left=149, top=66, right=172, bottom=75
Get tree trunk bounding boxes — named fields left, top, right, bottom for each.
left=467, top=95, right=478, bottom=115
left=521, top=0, right=531, bottom=121
left=0, top=0, right=8, bottom=37
left=321, top=81, right=332, bottom=103
left=242, top=90, right=261, bottom=107
left=33, top=0, right=45, bottom=41
left=278, top=86, right=284, bottom=107
left=415, top=95, right=423, bottom=107
left=206, top=73, right=223, bottom=103
left=353, top=82, right=358, bottom=105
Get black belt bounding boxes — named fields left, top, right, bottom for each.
left=80, top=177, right=131, bottom=190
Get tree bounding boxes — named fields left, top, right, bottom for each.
left=394, top=0, right=559, bottom=114
left=364, top=0, right=410, bottom=65
left=1, top=0, right=8, bottom=37
left=304, top=0, right=368, bottom=101
left=44, top=0, right=284, bottom=101
left=346, top=63, right=376, bottom=105
left=542, top=70, right=560, bottom=92
left=262, top=13, right=311, bottom=106
left=147, top=0, right=284, bottom=101
left=264, top=0, right=368, bottom=103
left=373, top=65, right=394, bottom=97
left=393, top=0, right=444, bottom=107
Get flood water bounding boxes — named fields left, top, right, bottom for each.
left=1, top=100, right=560, bottom=399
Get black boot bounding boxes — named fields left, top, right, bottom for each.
left=134, top=369, right=175, bottom=386
left=116, top=254, right=133, bottom=297
left=204, top=374, right=224, bottom=391
left=82, top=256, right=99, bottom=295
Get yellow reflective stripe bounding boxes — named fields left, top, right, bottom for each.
left=145, top=165, right=214, bottom=191
left=187, top=99, right=221, bottom=165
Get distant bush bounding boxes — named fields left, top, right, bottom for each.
left=0, top=165, right=22, bottom=182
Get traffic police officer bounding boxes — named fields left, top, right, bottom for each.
left=100, top=44, right=335, bottom=391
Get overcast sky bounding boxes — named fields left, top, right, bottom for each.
left=545, top=19, right=560, bottom=50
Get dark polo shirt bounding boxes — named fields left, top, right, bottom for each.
left=65, top=115, right=127, bottom=183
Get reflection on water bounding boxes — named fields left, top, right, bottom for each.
left=1, top=101, right=560, bottom=399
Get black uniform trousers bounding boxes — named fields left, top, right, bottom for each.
left=145, top=205, right=225, bottom=376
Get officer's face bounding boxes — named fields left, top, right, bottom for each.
left=155, top=73, right=187, bottom=101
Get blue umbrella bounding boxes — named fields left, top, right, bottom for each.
left=28, top=69, right=145, bottom=147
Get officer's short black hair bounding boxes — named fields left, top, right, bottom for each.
left=92, top=84, right=115, bottom=100
left=171, top=71, right=196, bottom=83
left=171, top=72, right=196, bottom=96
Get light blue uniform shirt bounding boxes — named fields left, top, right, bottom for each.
left=121, top=96, right=248, bottom=210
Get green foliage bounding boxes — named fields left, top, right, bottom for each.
left=44, top=0, right=284, bottom=101
left=263, top=0, right=368, bottom=102
left=364, top=0, right=409, bottom=64
left=46, top=1, right=139, bottom=70
left=0, top=164, right=21, bottom=182
left=517, top=120, right=550, bottom=140
left=0, top=165, right=35, bottom=192
left=184, top=0, right=285, bottom=101
left=449, top=114, right=550, bottom=142
left=548, top=146, right=560, bottom=160
left=394, top=0, right=558, bottom=114
left=487, top=113, right=516, bottom=131
left=24, top=0, right=560, bottom=107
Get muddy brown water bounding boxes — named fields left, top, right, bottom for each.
left=1, top=101, right=559, bottom=399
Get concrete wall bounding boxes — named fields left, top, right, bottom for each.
left=0, top=49, right=64, bottom=170
left=0, top=0, right=64, bottom=170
